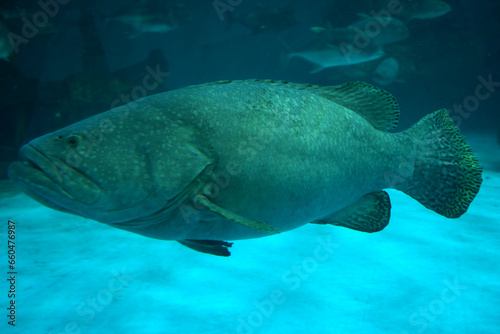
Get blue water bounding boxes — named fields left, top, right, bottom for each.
left=1, top=0, right=500, bottom=333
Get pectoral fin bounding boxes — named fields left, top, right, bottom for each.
left=193, top=195, right=280, bottom=233
left=178, top=239, right=233, bottom=257
left=312, top=191, right=391, bottom=232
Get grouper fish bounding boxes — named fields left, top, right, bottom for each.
left=8, top=80, right=482, bottom=256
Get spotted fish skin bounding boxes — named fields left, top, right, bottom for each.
left=8, top=80, right=482, bottom=255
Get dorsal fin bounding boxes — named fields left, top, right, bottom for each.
left=308, top=82, right=400, bottom=131
left=186, top=79, right=319, bottom=90
left=186, top=80, right=400, bottom=131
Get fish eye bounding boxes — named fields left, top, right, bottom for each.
left=66, top=135, right=82, bottom=147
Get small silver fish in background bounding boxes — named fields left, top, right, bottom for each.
left=0, top=19, right=13, bottom=61
left=345, top=14, right=410, bottom=45
left=9, top=80, right=482, bottom=257
left=288, top=27, right=385, bottom=73
left=402, top=0, right=452, bottom=20
left=102, top=0, right=191, bottom=38
left=288, top=40, right=384, bottom=73
left=311, top=15, right=410, bottom=46
left=372, top=57, right=401, bottom=85
left=290, top=15, right=409, bottom=73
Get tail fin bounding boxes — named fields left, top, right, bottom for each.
left=396, top=109, right=482, bottom=218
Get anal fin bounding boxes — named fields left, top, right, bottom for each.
left=312, top=191, right=391, bottom=233
left=178, top=239, right=233, bottom=257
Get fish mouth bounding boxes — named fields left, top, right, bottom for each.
left=8, top=144, right=101, bottom=209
